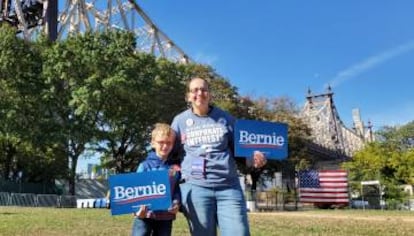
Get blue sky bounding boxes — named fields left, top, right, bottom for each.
left=77, top=1, right=414, bottom=172
left=137, top=0, right=413, bottom=129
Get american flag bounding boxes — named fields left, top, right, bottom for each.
left=298, top=169, right=349, bottom=205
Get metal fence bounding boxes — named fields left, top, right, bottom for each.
left=0, top=192, right=76, bottom=208
left=245, top=190, right=301, bottom=212
left=0, top=180, right=58, bottom=194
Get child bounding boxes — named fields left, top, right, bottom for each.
left=131, top=123, right=181, bottom=236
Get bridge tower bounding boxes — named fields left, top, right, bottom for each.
left=301, top=86, right=374, bottom=162
left=0, top=0, right=190, bottom=63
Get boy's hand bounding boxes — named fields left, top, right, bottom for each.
left=135, top=205, right=148, bottom=219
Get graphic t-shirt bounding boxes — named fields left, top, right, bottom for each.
left=171, top=107, right=239, bottom=187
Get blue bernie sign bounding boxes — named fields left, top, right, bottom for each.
left=108, top=170, right=171, bottom=216
left=234, top=119, right=288, bottom=160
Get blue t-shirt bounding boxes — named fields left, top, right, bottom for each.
left=171, top=106, right=239, bottom=187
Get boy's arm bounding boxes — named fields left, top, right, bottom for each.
left=136, top=163, right=145, bottom=173
left=172, top=183, right=181, bottom=204
left=168, top=165, right=181, bottom=214
left=169, top=186, right=181, bottom=214
left=171, top=165, right=181, bottom=203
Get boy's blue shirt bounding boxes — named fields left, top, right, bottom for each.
left=137, top=151, right=170, bottom=172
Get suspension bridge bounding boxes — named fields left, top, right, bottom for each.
left=302, top=86, right=374, bottom=168
left=1, top=0, right=374, bottom=167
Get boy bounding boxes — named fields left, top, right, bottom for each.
left=131, top=123, right=181, bottom=236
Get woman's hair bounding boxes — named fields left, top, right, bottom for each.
left=186, top=77, right=210, bottom=92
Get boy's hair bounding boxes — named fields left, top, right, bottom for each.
left=151, top=123, right=175, bottom=140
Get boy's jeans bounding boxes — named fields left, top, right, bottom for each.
left=131, top=218, right=172, bottom=236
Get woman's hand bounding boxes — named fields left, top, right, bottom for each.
left=252, top=151, right=267, bottom=168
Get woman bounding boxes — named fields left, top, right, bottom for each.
left=171, top=77, right=266, bottom=236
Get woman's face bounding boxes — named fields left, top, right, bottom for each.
left=187, top=78, right=210, bottom=109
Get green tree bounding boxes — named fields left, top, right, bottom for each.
left=343, top=121, right=414, bottom=204
left=343, top=142, right=387, bottom=182
left=89, top=40, right=189, bottom=174
left=39, top=30, right=143, bottom=193
left=0, top=25, right=50, bottom=182
left=257, top=97, right=312, bottom=177
left=229, top=95, right=312, bottom=190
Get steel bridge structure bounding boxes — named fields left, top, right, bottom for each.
left=1, top=1, right=374, bottom=164
left=0, top=0, right=190, bottom=63
left=301, top=87, right=374, bottom=166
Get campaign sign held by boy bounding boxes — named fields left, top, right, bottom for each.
left=109, top=170, right=171, bottom=216
left=234, top=119, right=288, bottom=160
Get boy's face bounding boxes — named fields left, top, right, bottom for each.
left=151, top=134, right=175, bottom=160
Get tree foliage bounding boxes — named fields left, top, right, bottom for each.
left=0, top=26, right=202, bottom=191
left=0, top=26, right=326, bottom=197
left=342, top=121, right=414, bottom=202
left=246, top=97, right=312, bottom=177
left=0, top=25, right=56, bottom=182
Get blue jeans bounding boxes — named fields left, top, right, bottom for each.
left=131, top=218, right=172, bottom=236
left=180, top=182, right=250, bottom=236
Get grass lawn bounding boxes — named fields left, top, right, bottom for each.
left=0, top=207, right=413, bottom=236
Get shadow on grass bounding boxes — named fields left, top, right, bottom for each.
left=0, top=212, right=17, bottom=215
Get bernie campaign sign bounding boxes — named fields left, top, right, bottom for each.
left=108, top=170, right=171, bottom=216
left=234, top=119, right=288, bottom=160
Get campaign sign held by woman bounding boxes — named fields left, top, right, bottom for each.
left=234, top=119, right=288, bottom=160
left=108, top=170, right=171, bottom=215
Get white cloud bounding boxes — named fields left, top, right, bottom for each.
left=327, top=41, right=414, bottom=88
left=368, top=102, right=414, bottom=129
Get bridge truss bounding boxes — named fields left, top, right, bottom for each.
left=0, top=0, right=190, bottom=63
left=301, top=87, right=374, bottom=160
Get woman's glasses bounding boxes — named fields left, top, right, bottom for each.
left=189, top=87, right=209, bottom=94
